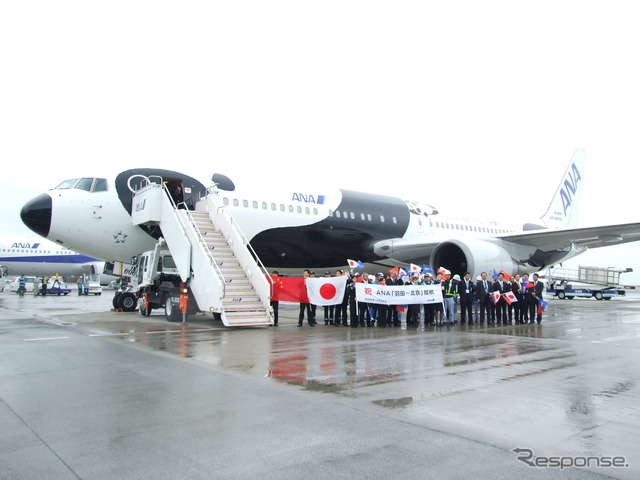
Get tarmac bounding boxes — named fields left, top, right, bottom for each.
left=1, top=288, right=639, bottom=479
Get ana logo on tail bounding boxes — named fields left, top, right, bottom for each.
left=560, top=163, right=582, bottom=217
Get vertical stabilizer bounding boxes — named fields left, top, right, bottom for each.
left=540, top=149, right=586, bottom=229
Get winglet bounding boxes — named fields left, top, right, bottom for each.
left=539, top=149, right=586, bottom=229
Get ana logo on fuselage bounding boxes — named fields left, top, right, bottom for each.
left=11, top=242, right=40, bottom=249
left=560, top=163, right=581, bottom=216
left=292, top=193, right=325, bottom=204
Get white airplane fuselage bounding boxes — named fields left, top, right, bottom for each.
left=19, top=158, right=611, bottom=280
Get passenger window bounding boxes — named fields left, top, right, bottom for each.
left=336, top=211, right=341, bottom=218
left=253, top=201, right=258, bottom=208
left=280, top=204, right=285, bottom=212
left=360, top=213, right=365, bottom=220
left=288, top=205, right=294, bottom=213
left=223, top=197, right=229, bottom=206
left=367, top=214, right=372, bottom=221
left=392, top=217, right=397, bottom=224
left=380, top=215, right=385, bottom=223
left=305, top=207, right=310, bottom=214
left=271, top=203, right=276, bottom=211
left=297, top=206, right=302, bottom=213
left=262, top=202, right=267, bottom=210
left=233, top=198, right=239, bottom=207
left=243, top=200, right=249, bottom=208
left=313, top=208, right=318, bottom=215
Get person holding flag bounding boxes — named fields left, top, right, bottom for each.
left=371, top=273, right=388, bottom=327
left=298, top=269, right=315, bottom=327
left=386, top=267, right=404, bottom=327
left=522, top=273, right=536, bottom=323
left=422, top=272, right=436, bottom=327
left=492, top=272, right=510, bottom=325
left=509, top=274, right=523, bottom=324
left=532, top=273, right=545, bottom=324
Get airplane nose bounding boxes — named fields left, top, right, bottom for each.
left=20, top=193, right=52, bottom=238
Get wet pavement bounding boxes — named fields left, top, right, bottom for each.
left=1, top=288, right=639, bottom=479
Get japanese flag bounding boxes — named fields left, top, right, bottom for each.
left=503, top=291, right=518, bottom=304
left=306, top=276, right=348, bottom=305
left=347, top=259, right=364, bottom=270
left=409, top=263, right=421, bottom=273
left=490, top=291, right=501, bottom=304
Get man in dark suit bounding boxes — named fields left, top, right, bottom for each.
left=475, top=272, right=491, bottom=325
left=386, top=268, right=404, bottom=327
left=459, top=272, right=475, bottom=324
left=492, top=272, right=510, bottom=325
left=532, top=273, right=545, bottom=324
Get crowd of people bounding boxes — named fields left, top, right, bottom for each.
left=270, top=268, right=546, bottom=328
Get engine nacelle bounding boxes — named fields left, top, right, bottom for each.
left=430, top=238, right=518, bottom=278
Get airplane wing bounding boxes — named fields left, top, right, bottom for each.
left=373, top=221, right=640, bottom=263
left=500, top=221, right=640, bottom=250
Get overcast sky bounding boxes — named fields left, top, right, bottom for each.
left=1, top=1, right=638, bottom=284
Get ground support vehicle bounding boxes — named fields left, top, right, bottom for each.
left=544, top=266, right=633, bottom=300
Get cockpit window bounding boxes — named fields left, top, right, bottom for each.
left=55, top=179, right=80, bottom=189
left=53, top=177, right=108, bottom=192
left=76, top=178, right=93, bottom=191
left=93, top=178, right=108, bottom=192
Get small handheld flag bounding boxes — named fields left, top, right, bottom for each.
left=491, top=291, right=501, bottom=304
left=347, top=259, right=365, bottom=270
left=503, top=291, right=518, bottom=304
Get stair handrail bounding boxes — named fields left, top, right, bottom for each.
left=177, top=206, right=228, bottom=298
left=205, top=186, right=274, bottom=294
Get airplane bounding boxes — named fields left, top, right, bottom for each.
left=0, top=236, right=107, bottom=280
left=18, top=150, right=640, bottom=281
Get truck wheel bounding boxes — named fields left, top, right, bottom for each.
left=112, top=293, right=120, bottom=309
left=594, top=291, right=604, bottom=301
left=567, top=296, right=575, bottom=300
left=557, top=291, right=566, bottom=299
left=165, top=296, right=182, bottom=322
left=117, top=292, right=137, bottom=311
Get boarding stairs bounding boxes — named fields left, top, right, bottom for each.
left=130, top=177, right=273, bottom=326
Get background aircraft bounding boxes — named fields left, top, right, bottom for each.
left=0, top=236, right=112, bottom=283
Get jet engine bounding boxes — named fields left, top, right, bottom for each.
left=430, top=238, right=519, bottom=277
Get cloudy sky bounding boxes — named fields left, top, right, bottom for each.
left=1, top=1, right=638, bottom=283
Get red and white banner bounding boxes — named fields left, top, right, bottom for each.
left=354, top=283, right=443, bottom=305
left=490, top=291, right=501, bottom=304
left=306, top=276, right=347, bottom=305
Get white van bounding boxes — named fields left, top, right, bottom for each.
left=9, top=276, right=37, bottom=294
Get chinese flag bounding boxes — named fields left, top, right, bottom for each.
left=499, top=270, right=512, bottom=281
left=269, top=276, right=310, bottom=303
